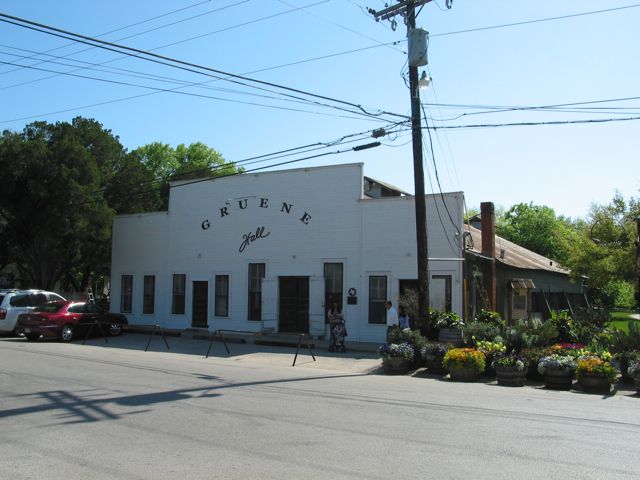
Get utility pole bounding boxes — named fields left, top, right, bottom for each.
left=370, top=1, right=432, bottom=324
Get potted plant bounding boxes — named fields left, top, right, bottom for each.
left=436, top=311, right=464, bottom=345
left=628, top=361, right=640, bottom=394
left=492, top=352, right=529, bottom=387
left=538, top=354, right=577, bottom=390
left=615, top=351, right=640, bottom=384
left=421, top=342, right=452, bottom=374
left=475, top=339, right=506, bottom=377
left=387, top=328, right=427, bottom=369
left=378, top=342, right=415, bottom=374
left=576, top=354, right=617, bottom=393
left=521, top=346, right=553, bottom=380
left=443, top=347, right=485, bottom=382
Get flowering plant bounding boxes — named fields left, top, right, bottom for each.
left=492, top=352, right=528, bottom=372
left=421, top=342, right=452, bottom=359
left=436, top=311, right=464, bottom=329
left=549, top=343, right=585, bottom=358
left=475, top=339, right=506, bottom=356
left=576, top=356, right=617, bottom=383
left=378, top=342, right=415, bottom=361
left=537, top=354, right=577, bottom=375
left=628, top=361, right=640, bottom=377
left=443, top=347, right=485, bottom=374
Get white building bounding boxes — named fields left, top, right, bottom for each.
left=110, top=163, right=464, bottom=344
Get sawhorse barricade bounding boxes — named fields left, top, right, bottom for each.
left=143, top=325, right=170, bottom=352
left=292, top=333, right=316, bottom=367
left=82, top=320, right=109, bottom=345
left=205, top=330, right=316, bottom=367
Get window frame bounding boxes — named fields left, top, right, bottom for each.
left=214, top=274, right=230, bottom=317
left=143, top=275, right=155, bottom=314
left=172, top=274, right=186, bottom=315
left=247, top=263, right=265, bottom=321
left=368, top=275, right=387, bottom=324
left=120, top=274, right=133, bottom=313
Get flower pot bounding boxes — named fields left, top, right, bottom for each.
left=543, top=367, right=575, bottom=390
left=619, top=355, right=635, bottom=384
left=578, top=372, right=613, bottom=394
left=438, top=328, right=463, bottom=346
left=447, top=364, right=480, bottom=382
left=633, top=374, right=640, bottom=394
left=424, top=355, right=446, bottom=374
left=382, top=357, right=411, bottom=374
left=495, top=366, right=527, bottom=387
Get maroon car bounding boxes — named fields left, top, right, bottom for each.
left=16, top=301, right=128, bottom=342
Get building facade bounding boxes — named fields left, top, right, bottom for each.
left=110, top=163, right=464, bottom=343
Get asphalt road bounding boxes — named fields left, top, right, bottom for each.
left=1, top=335, right=639, bottom=480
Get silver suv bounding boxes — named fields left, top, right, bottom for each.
left=0, top=289, right=66, bottom=334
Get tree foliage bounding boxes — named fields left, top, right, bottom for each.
left=0, top=118, right=122, bottom=290
left=0, top=118, right=238, bottom=293
left=496, top=202, right=576, bottom=264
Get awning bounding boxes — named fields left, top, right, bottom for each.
left=510, top=278, right=536, bottom=289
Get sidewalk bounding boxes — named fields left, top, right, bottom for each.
left=82, top=329, right=384, bottom=374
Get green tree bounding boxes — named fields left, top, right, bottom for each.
left=0, top=118, right=122, bottom=291
left=563, top=192, right=639, bottom=307
left=131, top=141, right=242, bottom=209
left=496, top=202, right=575, bottom=264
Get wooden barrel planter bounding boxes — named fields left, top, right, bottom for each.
left=424, top=355, right=447, bottom=374
left=578, top=372, right=613, bottom=394
left=447, top=364, right=480, bottom=382
left=495, top=366, right=527, bottom=387
left=382, top=357, right=412, bottom=374
left=543, top=368, right=575, bottom=390
left=438, top=328, right=463, bottom=346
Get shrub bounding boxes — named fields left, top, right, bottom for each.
left=462, top=321, right=502, bottom=345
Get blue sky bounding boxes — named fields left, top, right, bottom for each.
left=1, top=0, right=638, bottom=219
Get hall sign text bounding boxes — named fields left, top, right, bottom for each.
left=200, top=197, right=312, bottom=232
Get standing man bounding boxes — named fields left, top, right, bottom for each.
left=386, top=300, right=398, bottom=341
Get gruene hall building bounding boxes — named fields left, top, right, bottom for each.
left=110, top=163, right=464, bottom=344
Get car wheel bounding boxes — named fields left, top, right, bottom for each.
left=25, top=333, right=40, bottom=341
left=109, top=323, right=122, bottom=336
left=60, top=324, right=74, bottom=342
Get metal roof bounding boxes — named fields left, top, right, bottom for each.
left=464, top=224, right=570, bottom=275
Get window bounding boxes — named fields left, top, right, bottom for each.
left=172, top=274, right=186, bottom=315
left=368, top=276, right=387, bottom=324
left=215, top=275, right=229, bottom=317
left=120, top=275, right=133, bottom=313
left=143, top=275, right=155, bottom=314
left=248, top=263, right=265, bottom=321
left=324, top=263, right=343, bottom=323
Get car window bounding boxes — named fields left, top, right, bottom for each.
left=0, top=295, right=4, bottom=305
left=85, top=304, right=102, bottom=313
left=10, top=294, right=32, bottom=307
left=47, top=293, right=65, bottom=302
left=34, top=303, right=65, bottom=313
left=67, top=304, right=85, bottom=313
left=33, top=293, right=48, bottom=306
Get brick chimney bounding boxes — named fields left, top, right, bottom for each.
left=480, top=202, right=497, bottom=311
left=480, top=202, right=496, bottom=258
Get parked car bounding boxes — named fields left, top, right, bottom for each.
left=0, top=289, right=66, bottom=335
left=16, top=301, right=128, bottom=342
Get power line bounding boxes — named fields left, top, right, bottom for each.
left=430, top=3, right=640, bottom=38
left=425, top=115, right=640, bottom=130
left=0, top=11, right=408, bottom=122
